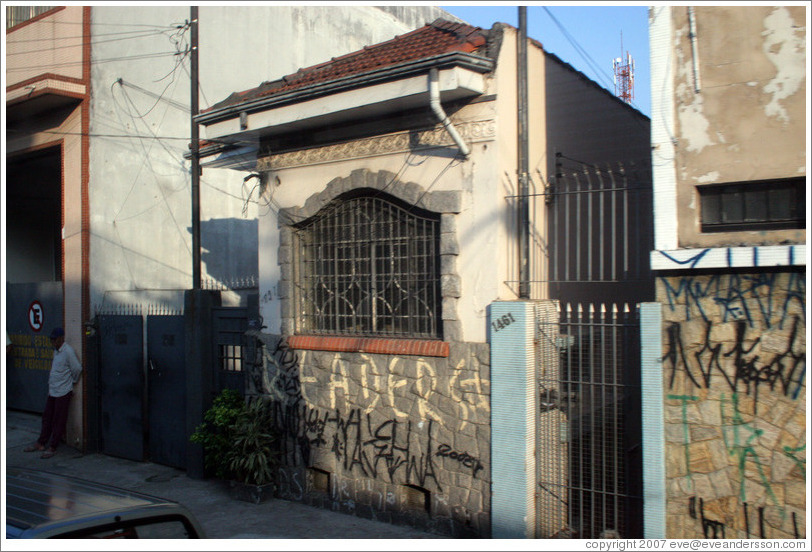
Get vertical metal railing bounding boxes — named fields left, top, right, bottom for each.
left=536, top=302, right=643, bottom=538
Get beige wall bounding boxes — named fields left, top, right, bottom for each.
left=669, top=6, right=806, bottom=249
left=6, top=7, right=87, bottom=449
left=5, top=6, right=84, bottom=86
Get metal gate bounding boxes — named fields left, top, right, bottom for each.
left=212, top=307, right=248, bottom=396
left=536, top=302, right=643, bottom=538
left=147, top=314, right=186, bottom=468
left=98, top=311, right=187, bottom=467
left=516, top=156, right=651, bottom=538
left=5, top=282, right=64, bottom=413
left=99, top=314, right=144, bottom=461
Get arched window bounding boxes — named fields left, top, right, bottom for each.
left=293, top=190, right=441, bottom=339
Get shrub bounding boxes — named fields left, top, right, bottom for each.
left=190, top=389, right=267, bottom=481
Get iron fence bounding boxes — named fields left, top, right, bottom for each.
left=536, top=302, right=643, bottom=538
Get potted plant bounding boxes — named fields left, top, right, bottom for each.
left=191, top=389, right=280, bottom=503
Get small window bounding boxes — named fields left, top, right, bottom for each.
left=219, top=344, right=242, bottom=372
left=6, top=6, right=54, bottom=29
left=293, top=190, right=441, bottom=339
left=699, top=178, right=805, bottom=232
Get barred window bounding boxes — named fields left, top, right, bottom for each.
left=293, top=190, right=441, bottom=339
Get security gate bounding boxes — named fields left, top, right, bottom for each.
left=212, top=306, right=248, bottom=396
left=99, top=314, right=144, bottom=461
left=536, top=302, right=643, bottom=538
left=98, top=311, right=187, bottom=466
left=147, top=315, right=186, bottom=468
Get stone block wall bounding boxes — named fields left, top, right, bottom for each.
left=247, top=333, right=491, bottom=537
left=658, top=270, right=806, bottom=539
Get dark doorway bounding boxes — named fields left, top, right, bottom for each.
left=6, top=146, right=62, bottom=283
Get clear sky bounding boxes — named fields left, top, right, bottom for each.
left=439, top=3, right=651, bottom=117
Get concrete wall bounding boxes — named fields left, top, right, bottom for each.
left=658, top=270, right=806, bottom=538
left=86, top=5, right=452, bottom=312
left=657, top=6, right=806, bottom=250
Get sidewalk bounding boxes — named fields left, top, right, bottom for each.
left=4, top=409, right=446, bottom=541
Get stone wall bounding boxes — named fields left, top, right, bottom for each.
left=658, top=270, right=806, bottom=539
left=247, top=333, right=491, bottom=537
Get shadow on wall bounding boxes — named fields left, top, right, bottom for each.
left=194, top=218, right=259, bottom=285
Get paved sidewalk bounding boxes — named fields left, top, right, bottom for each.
left=4, top=409, right=446, bottom=541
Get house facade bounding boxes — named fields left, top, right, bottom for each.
left=199, top=19, right=652, bottom=537
left=649, top=6, right=806, bottom=539
left=5, top=5, right=456, bottom=450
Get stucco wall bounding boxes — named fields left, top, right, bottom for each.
left=658, top=270, right=806, bottom=539
left=668, top=6, right=806, bottom=249
left=248, top=334, right=490, bottom=537
left=86, top=5, right=453, bottom=312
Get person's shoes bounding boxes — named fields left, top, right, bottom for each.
left=24, top=443, right=45, bottom=453
left=40, top=449, right=57, bottom=459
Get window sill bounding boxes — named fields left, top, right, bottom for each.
left=287, top=335, right=449, bottom=358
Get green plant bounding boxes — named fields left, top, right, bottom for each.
left=190, top=389, right=245, bottom=480
left=226, top=396, right=279, bottom=486
left=190, top=389, right=280, bottom=486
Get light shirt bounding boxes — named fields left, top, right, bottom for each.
left=49, top=342, right=82, bottom=398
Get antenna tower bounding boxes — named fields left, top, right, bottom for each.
left=613, top=33, right=635, bottom=104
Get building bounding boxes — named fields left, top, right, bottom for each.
left=649, top=6, right=806, bottom=539
left=198, top=18, right=652, bottom=537
left=4, top=4, right=458, bottom=453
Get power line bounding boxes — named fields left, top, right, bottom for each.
left=5, top=50, right=185, bottom=72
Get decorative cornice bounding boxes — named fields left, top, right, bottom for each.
left=257, top=119, right=495, bottom=171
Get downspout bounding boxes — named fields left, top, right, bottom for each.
left=517, top=6, right=530, bottom=300
left=428, top=67, right=470, bottom=158
left=687, top=7, right=701, bottom=93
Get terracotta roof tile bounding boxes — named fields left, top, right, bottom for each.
left=206, top=19, right=489, bottom=113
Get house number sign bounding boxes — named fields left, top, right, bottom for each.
left=491, top=312, right=516, bottom=333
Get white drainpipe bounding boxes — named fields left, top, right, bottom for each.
left=429, top=68, right=470, bottom=158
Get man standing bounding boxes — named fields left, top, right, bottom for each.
left=24, top=327, right=82, bottom=459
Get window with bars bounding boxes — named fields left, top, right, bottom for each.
left=293, top=191, right=441, bottom=339
left=5, top=6, right=54, bottom=29
left=699, top=178, right=805, bottom=233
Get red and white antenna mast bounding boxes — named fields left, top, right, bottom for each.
left=613, top=32, right=635, bottom=104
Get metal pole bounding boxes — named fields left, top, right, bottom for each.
left=190, top=6, right=201, bottom=290
left=518, top=6, right=530, bottom=299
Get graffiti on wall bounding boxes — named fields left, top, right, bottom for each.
left=246, top=334, right=489, bottom=491
left=660, top=272, right=805, bottom=329
left=664, top=317, right=806, bottom=404
left=660, top=272, right=805, bottom=539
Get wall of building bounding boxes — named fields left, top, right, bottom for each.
left=86, top=5, right=452, bottom=313
left=249, top=333, right=490, bottom=537
left=658, top=270, right=806, bottom=539
left=664, top=6, right=806, bottom=250
left=6, top=6, right=89, bottom=447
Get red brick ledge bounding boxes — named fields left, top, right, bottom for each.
left=287, top=335, right=449, bottom=358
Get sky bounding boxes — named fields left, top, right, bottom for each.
left=439, top=3, right=651, bottom=117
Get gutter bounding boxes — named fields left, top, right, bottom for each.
left=428, top=67, right=470, bottom=158
left=196, top=52, right=494, bottom=127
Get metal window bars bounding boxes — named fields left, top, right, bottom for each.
left=293, top=194, right=441, bottom=339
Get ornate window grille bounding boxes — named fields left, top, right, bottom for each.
left=293, top=191, right=441, bottom=339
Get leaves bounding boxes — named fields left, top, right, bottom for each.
left=190, top=390, right=280, bottom=485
